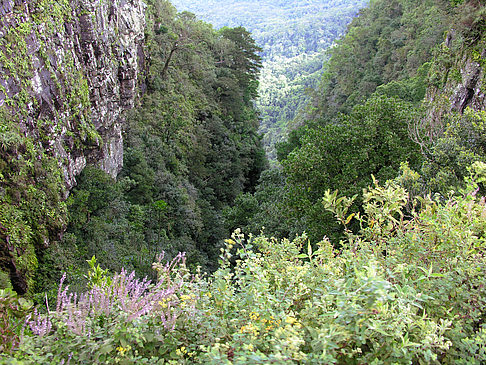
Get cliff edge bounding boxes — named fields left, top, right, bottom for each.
left=0, top=0, right=146, bottom=293
left=0, top=0, right=146, bottom=188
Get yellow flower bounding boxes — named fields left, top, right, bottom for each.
left=116, top=345, right=131, bottom=356
left=240, top=323, right=259, bottom=336
left=176, top=346, right=188, bottom=357
left=285, top=316, right=297, bottom=325
left=158, top=300, right=168, bottom=309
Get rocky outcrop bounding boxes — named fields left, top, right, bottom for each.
left=449, top=55, right=486, bottom=114
left=0, top=0, right=147, bottom=189
left=423, top=31, right=486, bottom=138
left=0, top=0, right=147, bottom=293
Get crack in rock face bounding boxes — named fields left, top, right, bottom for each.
left=451, top=58, right=483, bottom=114
left=423, top=31, right=486, bottom=138
left=0, top=0, right=147, bottom=190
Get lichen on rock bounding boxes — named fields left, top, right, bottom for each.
left=0, top=0, right=146, bottom=187
left=0, top=0, right=147, bottom=293
left=419, top=30, right=486, bottom=143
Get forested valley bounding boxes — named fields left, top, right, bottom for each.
left=171, top=0, right=368, bottom=160
left=56, top=3, right=267, bottom=283
left=2, top=0, right=486, bottom=363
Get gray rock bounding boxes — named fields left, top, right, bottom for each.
left=422, top=31, right=486, bottom=140
left=0, top=0, right=147, bottom=189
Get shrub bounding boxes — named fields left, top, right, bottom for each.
left=0, top=289, right=33, bottom=355
left=4, top=179, right=486, bottom=364
left=13, top=253, right=189, bottom=364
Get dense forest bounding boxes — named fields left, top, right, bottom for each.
left=171, top=0, right=368, bottom=160
left=2, top=0, right=486, bottom=363
left=45, top=1, right=266, bottom=287
left=228, top=0, right=477, bottom=243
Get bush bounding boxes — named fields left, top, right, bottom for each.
left=0, top=289, right=33, bottom=355
left=4, top=179, right=486, bottom=364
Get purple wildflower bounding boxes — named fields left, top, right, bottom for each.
left=32, top=252, right=190, bottom=336
left=26, top=308, right=52, bottom=337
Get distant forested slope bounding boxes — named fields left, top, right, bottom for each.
left=171, top=0, right=367, bottom=60
left=171, top=0, right=368, bottom=160
left=306, top=0, right=454, bottom=121
left=229, top=0, right=484, bottom=245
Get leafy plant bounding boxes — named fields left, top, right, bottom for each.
left=0, top=288, right=33, bottom=354
left=84, top=256, right=112, bottom=289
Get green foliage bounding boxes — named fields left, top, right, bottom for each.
left=278, top=95, right=422, bottom=243
left=0, top=0, right=115, bottom=294
left=85, top=256, right=112, bottom=289
left=54, top=166, right=159, bottom=284
left=171, top=0, right=369, bottom=161
left=417, top=108, right=486, bottom=195
left=171, top=0, right=368, bottom=60
left=13, top=254, right=192, bottom=364
left=0, top=288, right=33, bottom=354
left=374, top=62, right=432, bottom=103
left=0, top=117, right=67, bottom=294
left=6, top=180, right=486, bottom=363
left=322, top=188, right=357, bottom=238
left=51, top=0, right=267, bottom=288
left=308, top=0, right=453, bottom=121
left=4, top=0, right=486, bottom=362
left=224, top=168, right=297, bottom=241
left=240, top=0, right=486, bottom=244
left=452, top=1, right=486, bottom=43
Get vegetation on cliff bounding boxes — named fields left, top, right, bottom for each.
left=0, top=0, right=147, bottom=294
left=35, top=0, right=266, bottom=293
left=2, top=0, right=486, bottom=363
left=0, top=0, right=96, bottom=295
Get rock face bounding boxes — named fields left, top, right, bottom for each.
left=424, top=31, right=486, bottom=137
left=0, top=0, right=147, bottom=189
left=0, top=0, right=147, bottom=293
left=449, top=55, right=486, bottom=114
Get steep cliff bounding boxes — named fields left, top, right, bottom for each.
left=0, top=0, right=146, bottom=187
left=0, top=0, right=146, bottom=292
left=423, top=16, right=486, bottom=140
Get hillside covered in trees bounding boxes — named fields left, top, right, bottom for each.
left=2, top=0, right=486, bottom=363
left=171, top=0, right=368, bottom=160
left=228, top=0, right=482, bottom=244
left=0, top=0, right=264, bottom=297
left=45, top=1, right=267, bottom=288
